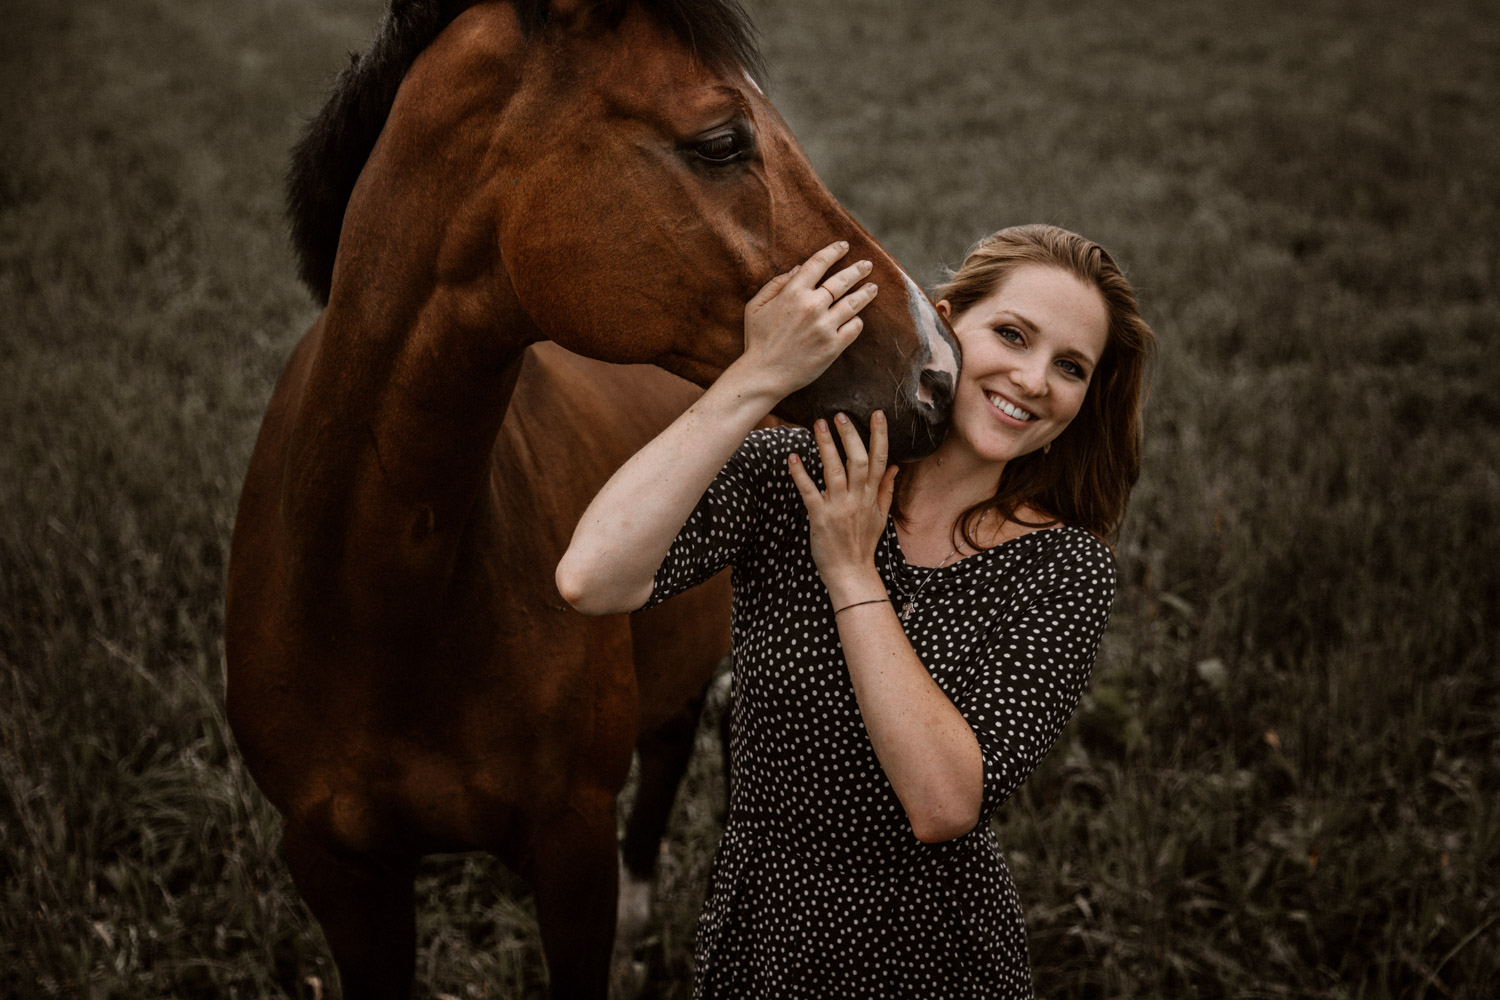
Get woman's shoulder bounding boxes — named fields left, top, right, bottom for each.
left=706, top=425, right=815, bottom=501
left=1047, top=524, right=1114, bottom=560
left=741, top=423, right=813, bottom=454
left=1027, top=524, right=1116, bottom=596
left=729, top=424, right=814, bottom=477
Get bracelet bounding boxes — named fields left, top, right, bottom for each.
left=834, top=598, right=888, bottom=615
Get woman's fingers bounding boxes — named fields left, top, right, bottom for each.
left=748, top=267, right=796, bottom=308
left=830, top=283, right=878, bottom=339
left=787, top=453, right=821, bottom=507
left=819, top=259, right=874, bottom=304
left=789, top=240, right=852, bottom=292
left=877, top=464, right=899, bottom=519
left=868, top=409, right=890, bottom=475
left=813, top=418, right=847, bottom=492
left=832, top=413, right=869, bottom=483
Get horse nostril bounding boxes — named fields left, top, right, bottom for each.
left=918, top=368, right=955, bottom=415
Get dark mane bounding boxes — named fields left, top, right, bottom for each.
left=286, top=0, right=765, bottom=304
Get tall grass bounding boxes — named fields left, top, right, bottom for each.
left=2, top=0, right=1496, bottom=996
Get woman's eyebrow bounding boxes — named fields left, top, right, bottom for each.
left=993, top=309, right=1038, bottom=334
left=1060, top=346, right=1099, bottom=370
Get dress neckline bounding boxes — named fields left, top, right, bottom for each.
left=883, top=521, right=1067, bottom=579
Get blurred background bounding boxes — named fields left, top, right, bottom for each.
left=2, top=0, right=1496, bottom=996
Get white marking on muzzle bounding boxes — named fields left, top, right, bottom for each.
left=902, top=273, right=960, bottom=405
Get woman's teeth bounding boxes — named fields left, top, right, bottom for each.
left=987, top=392, right=1035, bottom=421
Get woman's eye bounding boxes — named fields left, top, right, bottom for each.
left=996, top=326, right=1024, bottom=344
left=1058, top=359, right=1086, bottom=378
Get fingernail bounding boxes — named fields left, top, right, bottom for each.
left=838, top=240, right=849, bottom=249
left=815, top=418, right=827, bottom=433
left=872, top=410, right=885, bottom=423
left=835, top=413, right=848, bottom=425
left=789, top=453, right=801, bottom=465
left=858, top=260, right=872, bottom=271
left=789, top=264, right=800, bottom=274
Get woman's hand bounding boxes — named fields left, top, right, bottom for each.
left=735, top=241, right=878, bottom=402
left=788, top=409, right=898, bottom=604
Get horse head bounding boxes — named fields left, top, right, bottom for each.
left=291, top=0, right=957, bottom=459
left=494, top=2, right=959, bottom=458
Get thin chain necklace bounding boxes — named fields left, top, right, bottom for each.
left=890, top=508, right=994, bottom=623
left=891, top=541, right=961, bottom=623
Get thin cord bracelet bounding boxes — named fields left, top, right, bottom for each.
left=834, top=598, right=889, bottom=615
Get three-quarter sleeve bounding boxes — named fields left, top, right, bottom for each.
left=640, top=427, right=795, bottom=610
left=956, top=531, right=1116, bottom=823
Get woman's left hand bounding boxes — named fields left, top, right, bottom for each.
left=788, top=410, right=898, bottom=604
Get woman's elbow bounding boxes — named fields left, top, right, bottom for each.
left=554, top=556, right=645, bottom=616
left=909, top=803, right=981, bottom=844
left=555, top=556, right=605, bottom=615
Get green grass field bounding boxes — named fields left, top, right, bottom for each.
left=2, top=0, right=1496, bottom=996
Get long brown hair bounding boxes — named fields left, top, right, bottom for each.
left=913, top=224, right=1156, bottom=546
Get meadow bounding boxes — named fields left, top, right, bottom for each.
left=1, top=0, right=1496, bottom=996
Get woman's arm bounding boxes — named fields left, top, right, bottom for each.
left=556, top=241, right=878, bottom=615
left=787, top=414, right=985, bottom=843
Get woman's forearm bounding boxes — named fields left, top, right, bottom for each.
left=787, top=414, right=983, bottom=841
left=832, top=578, right=985, bottom=843
left=555, top=359, right=780, bottom=614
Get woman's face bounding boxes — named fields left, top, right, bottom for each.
left=938, top=264, right=1110, bottom=466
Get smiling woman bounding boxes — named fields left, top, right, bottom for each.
left=557, top=224, right=1157, bottom=996
left=915, top=224, right=1158, bottom=551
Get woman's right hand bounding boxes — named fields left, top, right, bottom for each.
left=737, top=241, right=879, bottom=401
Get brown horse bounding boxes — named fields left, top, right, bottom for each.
left=225, top=1, right=959, bottom=997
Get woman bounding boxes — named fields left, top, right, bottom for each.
left=557, top=224, right=1155, bottom=997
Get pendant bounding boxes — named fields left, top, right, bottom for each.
left=900, top=601, right=915, bottom=622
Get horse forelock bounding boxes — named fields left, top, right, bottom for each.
left=285, top=0, right=766, bottom=304
left=597, top=0, right=765, bottom=81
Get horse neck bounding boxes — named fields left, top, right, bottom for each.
left=278, top=6, right=549, bottom=615
left=282, top=205, right=536, bottom=618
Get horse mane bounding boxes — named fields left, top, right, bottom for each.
left=286, top=0, right=765, bottom=304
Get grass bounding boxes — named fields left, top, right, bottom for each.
left=2, top=0, right=1497, bottom=996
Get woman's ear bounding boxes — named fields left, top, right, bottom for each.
left=936, top=299, right=952, bottom=322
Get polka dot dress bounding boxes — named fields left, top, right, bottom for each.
left=644, top=427, right=1115, bottom=998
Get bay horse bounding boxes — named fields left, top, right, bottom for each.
left=225, top=1, right=959, bottom=997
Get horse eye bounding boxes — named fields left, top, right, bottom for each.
left=693, top=128, right=750, bottom=164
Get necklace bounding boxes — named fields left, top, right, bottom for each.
left=892, top=542, right=961, bottom=623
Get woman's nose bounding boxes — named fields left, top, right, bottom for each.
left=1010, top=361, right=1048, bottom=397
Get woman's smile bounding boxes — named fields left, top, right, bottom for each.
left=984, top=390, right=1037, bottom=424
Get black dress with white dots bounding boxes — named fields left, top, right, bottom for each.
left=644, top=427, right=1115, bottom=999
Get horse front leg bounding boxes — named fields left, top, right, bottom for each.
left=617, top=690, right=708, bottom=957
left=531, top=790, right=620, bottom=1000
left=281, top=819, right=417, bottom=1000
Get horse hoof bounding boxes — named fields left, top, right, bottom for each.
left=609, top=958, right=648, bottom=1000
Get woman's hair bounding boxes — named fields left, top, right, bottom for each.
left=915, top=223, right=1157, bottom=546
